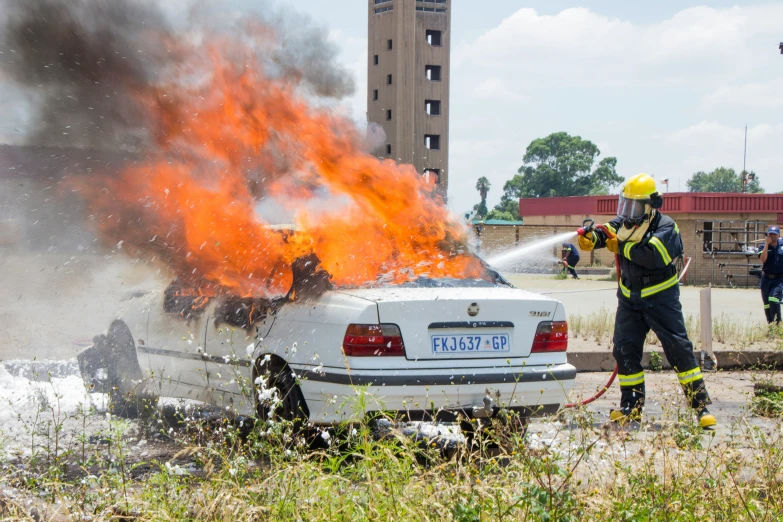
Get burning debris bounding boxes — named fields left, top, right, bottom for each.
left=1, top=0, right=488, bottom=303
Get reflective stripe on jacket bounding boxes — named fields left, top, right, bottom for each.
left=594, top=212, right=682, bottom=299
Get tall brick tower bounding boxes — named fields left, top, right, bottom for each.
left=367, top=0, right=451, bottom=199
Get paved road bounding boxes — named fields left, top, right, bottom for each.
left=506, top=273, right=765, bottom=323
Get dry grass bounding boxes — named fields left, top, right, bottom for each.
left=1, top=379, right=783, bottom=521
left=569, top=307, right=780, bottom=350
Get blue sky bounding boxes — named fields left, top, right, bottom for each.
left=2, top=1, right=781, bottom=216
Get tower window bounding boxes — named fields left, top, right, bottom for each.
left=373, top=54, right=379, bottom=65
left=386, top=109, right=392, bottom=120
left=386, top=144, right=392, bottom=156
left=424, top=134, right=441, bottom=150
left=425, top=65, right=442, bottom=81
left=423, top=169, right=441, bottom=184
left=373, top=89, right=379, bottom=101
left=425, top=99, right=441, bottom=115
left=416, top=6, right=446, bottom=13
left=387, top=39, right=393, bottom=50
left=426, top=30, right=442, bottom=46
left=387, top=74, right=393, bottom=85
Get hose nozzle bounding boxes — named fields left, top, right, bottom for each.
left=577, top=218, right=595, bottom=236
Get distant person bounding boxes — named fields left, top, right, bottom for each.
left=560, top=242, right=580, bottom=279
left=757, top=226, right=783, bottom=324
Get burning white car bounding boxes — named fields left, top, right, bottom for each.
left=78, top=260, right=575, bottom=428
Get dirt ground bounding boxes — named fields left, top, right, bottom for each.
left=1, top=359, right=778, bottom=460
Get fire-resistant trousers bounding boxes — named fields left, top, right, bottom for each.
left=564, top=256, right=579, bottom=278
left=760, top=275, right=783, bottom=324
left=612, top=285, right=710, bottom=411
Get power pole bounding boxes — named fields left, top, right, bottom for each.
left=741, top=125, right=748, bottom=193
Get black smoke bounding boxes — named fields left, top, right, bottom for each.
left=0, top=0, right=355, bottom=151
left=1, top=0, right=172, bottom=150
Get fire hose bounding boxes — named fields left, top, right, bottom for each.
left=563, top=219, right=692, bottom=408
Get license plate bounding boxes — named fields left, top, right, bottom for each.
left=430, top=334, right=510, bottom=354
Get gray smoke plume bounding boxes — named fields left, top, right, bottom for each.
left=1, top=0, right=173, bottom=150
left=0, top=0, right=355, bottom=151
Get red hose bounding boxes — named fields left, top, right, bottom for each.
left=564, top=365, right=618, bottom=408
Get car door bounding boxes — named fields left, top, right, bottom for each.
left=138, top=288, right=211, bottom=402
left=201, top=298, right=275, bottom=411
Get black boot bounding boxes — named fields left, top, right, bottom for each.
left=611, top=385, right=645, bottom=423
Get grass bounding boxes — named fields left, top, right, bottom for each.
left=569, top=307, right=781, bottom=350
left=2, top=371, right=783, bottom=521
left=752, top=389, right=783, bottom=418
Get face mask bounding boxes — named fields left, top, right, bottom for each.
left=617, top=209, right=655, bottom=243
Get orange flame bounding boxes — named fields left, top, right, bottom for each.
left=79, top=38, right=485, bottom=297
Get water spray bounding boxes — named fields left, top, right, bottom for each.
left=485, top=231, right=577, bottom=269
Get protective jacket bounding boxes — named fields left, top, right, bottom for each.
left=562, top=243, right=580, bottom=265
left=758, top=238, right=783, bottom=275
left=758, top=238, right=783, bottom=323
left=593, top=212, right=681, bottom=300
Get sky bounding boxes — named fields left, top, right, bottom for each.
left=2, top=0, right=782, bottom=216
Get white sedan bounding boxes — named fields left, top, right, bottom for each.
left=78, top=268, right=576, bottom=427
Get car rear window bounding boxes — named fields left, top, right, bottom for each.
left=397, top=277, right=507, bottom=288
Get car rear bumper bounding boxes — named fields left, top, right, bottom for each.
left=295, top=363, right=576, bottom=424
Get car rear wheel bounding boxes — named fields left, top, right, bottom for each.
left=254, top=356, right=309, bottom=427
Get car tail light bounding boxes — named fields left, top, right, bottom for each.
left=342, top=324, right=405, bottom=356
left=531, top=321, right=568, bottom=353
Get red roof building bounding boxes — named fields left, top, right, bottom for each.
left=513, top=192, right=783, bottom=287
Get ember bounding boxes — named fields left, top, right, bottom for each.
left=3, top=0, right=487, bottom=299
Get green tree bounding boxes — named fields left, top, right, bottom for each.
left=474, top=176, right=491, bottom=218
left=484, top=209, right=516, bottom=221
left=496, top=133, right=622, bottom=206
left=686, top=167, right=763, bottom=193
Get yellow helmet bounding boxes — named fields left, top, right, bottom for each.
left=618, top=173, right=662, bottom=223
left=622, top=173, right=658, bottom=200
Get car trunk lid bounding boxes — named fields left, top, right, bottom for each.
left=336, top=287, right=560, bottom=360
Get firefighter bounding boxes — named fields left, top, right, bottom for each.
left=758, top=226, right=783, bottom=324
left=577, top=173, right=716, bottom=429
left=560, top=242, right=580, bottom=279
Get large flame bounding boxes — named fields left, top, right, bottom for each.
left=80, top=40, right=484, bottom=297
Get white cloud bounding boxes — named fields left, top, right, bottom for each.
left=660, top=121, right=783, bottom=191
left=702, top=79, right=783, bottom=110
left=664, top=121, right=783, bottom=145
left=472, top=78, right=528, bottom=102
left=454, top=5, right=783, bottom=88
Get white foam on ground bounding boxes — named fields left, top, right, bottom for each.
left=0, top=360, right=107, bottom=458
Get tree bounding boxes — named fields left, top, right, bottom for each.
left=686, top=167, right=763, bottom=193
left=474, top=176, right=491, bottom=218
left=484, top=209, right=516, bottom=221
left=493, top=182, right=523, bottom=220
left=496, top=132, right=623, bottom=206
